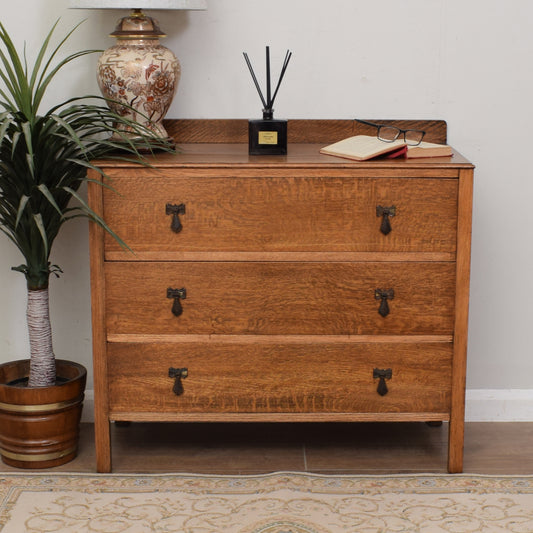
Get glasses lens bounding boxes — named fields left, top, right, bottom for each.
left=404, top=130, right=425, bottom=146
left=378, top=126, right=400, bottom=142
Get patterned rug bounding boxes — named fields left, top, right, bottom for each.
left=1, top=472, right=533, bottom=532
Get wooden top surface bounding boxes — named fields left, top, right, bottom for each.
left=101, top=142, right=473, bottom=169
left=97, top=119, right=474, bottom=168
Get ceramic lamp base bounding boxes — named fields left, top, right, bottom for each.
left=97, top=10, right=180, bottom=140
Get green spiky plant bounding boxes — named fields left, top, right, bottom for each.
left=0, top=21, right=170, bottom=387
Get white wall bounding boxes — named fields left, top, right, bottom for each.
left=1, top=0, right=532, bottom=420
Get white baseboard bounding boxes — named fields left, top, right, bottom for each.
left=465, top=389, right=533, bottom=422
left=82, top=389, right=94, bottom=423
left=80, top=389, right=533, bottom=423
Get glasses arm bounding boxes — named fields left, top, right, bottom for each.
left=355, top=119, right=381, bottom=128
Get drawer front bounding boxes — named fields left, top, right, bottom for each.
left=107, top=342, right=453, bottom=414
left=105, top=262, right=456, bottom=336
left=102, top=174, right=458, bottom=254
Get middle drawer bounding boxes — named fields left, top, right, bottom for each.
left=105, top=261, right=456, bottom=336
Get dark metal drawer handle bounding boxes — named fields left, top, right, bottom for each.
left=167, top=287, right=187, bottom=316
left=376, top=205, right=396, bottom=235
left=375, top=288, right=394, bottom=317
left=373, top=368, right=392, bottom=396
left=169, top=367, right=188, bottom=396
left=166, top=203, right=186, bottom=233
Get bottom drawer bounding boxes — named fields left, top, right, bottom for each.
left=107, top=341, right=453, bottom=416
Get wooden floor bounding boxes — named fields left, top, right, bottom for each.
left=1, top=422, right=533, bottom=474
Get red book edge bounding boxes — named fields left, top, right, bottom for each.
left=380, top=145, right=408, bottom=159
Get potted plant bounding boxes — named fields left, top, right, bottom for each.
left=0, top=20, right=167, bottom=468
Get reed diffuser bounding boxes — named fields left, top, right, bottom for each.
left=244, top=46, right=292, bottom=155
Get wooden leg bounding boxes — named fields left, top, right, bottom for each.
left=447, top=168, right=472, bottom=475
left=448, top=415, right=464, bottom=473
left=88, top=181, right=113, bottom=473
left=95, top=415, right=112, bottom=473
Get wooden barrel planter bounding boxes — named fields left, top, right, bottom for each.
left=0, top=359, right=86, bottom=469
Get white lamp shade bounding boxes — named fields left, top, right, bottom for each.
left=69, top=0, right=206, bottom=9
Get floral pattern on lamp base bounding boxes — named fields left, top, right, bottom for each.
left=97, top=41, right=180, bottom=140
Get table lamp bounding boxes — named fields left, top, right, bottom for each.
left=69, top=0, right=207, bottom=140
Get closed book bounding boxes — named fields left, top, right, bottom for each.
left=406, top=141, right=453, bottom=158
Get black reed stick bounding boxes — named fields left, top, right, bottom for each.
left=266, top=46, right=271, bottom=107
left=243, top=52, right=267, bottom=109
left=270, top=50, right=292, bottom=108
left=244, top=47, right=292, bottom=115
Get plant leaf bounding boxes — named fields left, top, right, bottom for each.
left=32, top=213, right=49, bottom=258
left=15, top=194, right=30, bottom=229
left=0, top=112, right=13, bottom=142
left=10, top=129, right=21, bottom=158
left=50, top=114, right=87, bottom=153
left=28, top=19, right=60, bottom=96
left=63, top=186, right=131, bottom=251
left=0, top=21, right=31, bottom=116
left=33, top=50, right=99, bottom=111
left=37, top=183, right=63, bottom=218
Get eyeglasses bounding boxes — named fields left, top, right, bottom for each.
left=356, top=119, right=425, bottom=146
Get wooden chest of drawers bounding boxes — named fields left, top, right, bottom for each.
left=88, top=119, right=474, bottom=473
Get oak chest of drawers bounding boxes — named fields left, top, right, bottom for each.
left=88, top=119, right=474, bottom=473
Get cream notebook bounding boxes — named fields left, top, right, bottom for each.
left=320, top=135, right=406, bottom=161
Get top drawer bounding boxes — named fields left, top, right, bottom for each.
left=102, top=172, right=458, bottom=255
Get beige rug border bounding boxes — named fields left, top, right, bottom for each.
left=3, top=470, right=533, bottom=497
left=2, top=470, right=533, bottom=489
left=2, top=471, right=533, bottom=480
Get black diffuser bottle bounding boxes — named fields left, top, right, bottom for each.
left=244, top=47, right=292, bottom=155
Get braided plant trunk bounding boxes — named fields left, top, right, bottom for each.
left=26, top=288, right=56, bottom=387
